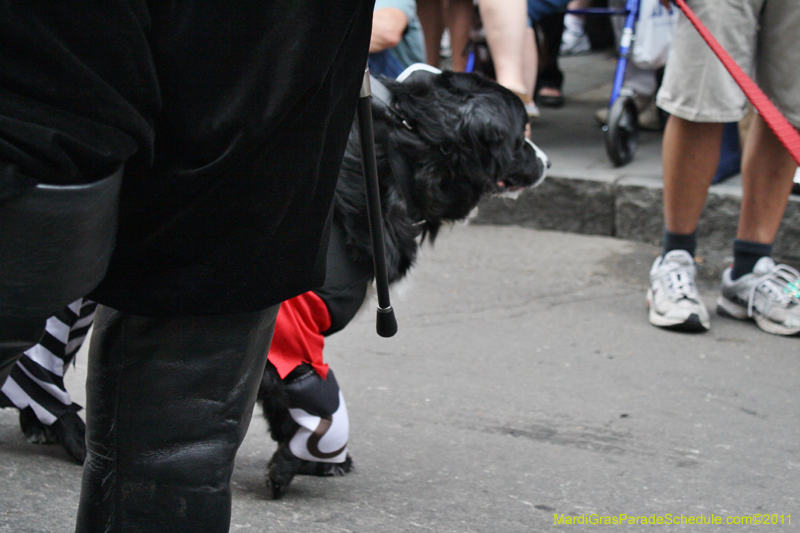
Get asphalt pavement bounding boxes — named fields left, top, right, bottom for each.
left=2, top=51, right=799, bottom=533
left=2, top=225, right=799, bottom=533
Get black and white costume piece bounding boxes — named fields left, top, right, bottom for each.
left=0, top=298, right=94, bottom=425
left=284, top=367, right=349, bottom=464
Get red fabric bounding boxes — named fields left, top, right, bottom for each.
left=268, top=292, right=332, bottom=379
left=674, top=0, right=800, bottom=166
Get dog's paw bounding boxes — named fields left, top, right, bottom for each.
left=50, top=412, right=87, bottom=465
left=19, top=407, right=56, bottom=444
left=266, top=445, right=302, bottom=500
left=266, top=447, right=354, bottom=499
left=18, top=408, right=87, bottom=465
left=296, top=453, right=354, bottom=477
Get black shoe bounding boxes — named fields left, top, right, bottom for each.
left=537, top=93, right=564, bottom=108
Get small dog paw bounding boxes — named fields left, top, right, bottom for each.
left=266, top=446, right=301, bottom=500
left=297, top=453, right=354, bottom=477
left=19, top=408, right=87, bottom=465
left=328, top=454, right=354, bottom=476
left=268, top=476, right=289, bottom=501
left=50, top=412, right=87, bottom=465
left=19, top=407, right=56, bottom=445
left=266, top=447, right=354, bottom=499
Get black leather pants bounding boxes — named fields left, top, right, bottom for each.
left=75, top=304, right=279, bottom=533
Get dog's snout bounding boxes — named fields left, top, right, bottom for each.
left=526, top=138, right=550, bottom=168
left=525, top=138, right=549, bottom=184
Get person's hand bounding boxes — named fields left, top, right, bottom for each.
left=370, top=8, right=409, bottom=53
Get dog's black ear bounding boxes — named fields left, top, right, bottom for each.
left=396, top=63, right=441, bottom=86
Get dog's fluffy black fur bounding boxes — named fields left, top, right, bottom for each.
left=335, top=70, right=545, bottom=283
left=258, top=69, right=547, bottom=498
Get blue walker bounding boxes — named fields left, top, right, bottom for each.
left=571, top=0, right=642, bottom=166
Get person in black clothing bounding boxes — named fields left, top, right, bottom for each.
left=535, top=11, right=568, bottom=108
left=0, top=2, right=374, bottom=532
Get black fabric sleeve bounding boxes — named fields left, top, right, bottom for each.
left=314, top=219, right=374, bottom=336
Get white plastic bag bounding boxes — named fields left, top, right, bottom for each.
left=632, top=0, right=679, bottom=70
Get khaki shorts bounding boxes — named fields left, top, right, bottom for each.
left=656, top=0, right=800, bottom=127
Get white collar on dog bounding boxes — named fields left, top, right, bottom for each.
left=396, top=63, right=442, bottom=83
left=370, top=64, right=442, bottom=132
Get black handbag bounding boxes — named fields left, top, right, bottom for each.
left=0, top=167, right=122, bottom=317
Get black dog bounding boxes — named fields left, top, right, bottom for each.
left=257, top=65, right=549, bottom=499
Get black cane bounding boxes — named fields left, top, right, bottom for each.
left=356, top=66, right=398, bottom=337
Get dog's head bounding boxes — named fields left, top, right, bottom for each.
left=378, top=65, right=548, bottom=235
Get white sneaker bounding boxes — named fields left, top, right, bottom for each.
left=595, top=95, right=661, bottom=130
left=637, top=99, right=663, bottom=131
left=514, top=90, right=540, bottom=120
left=647, top=250, right=710, bottom=331
left=440, top=28, right=452, bottom=59
left=524, top=100, right=541, bottom=119
left=716, top=257, right=800, bottom=336
left=560, top=15, right=591, bottom=56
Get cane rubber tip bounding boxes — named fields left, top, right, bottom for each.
left=376, top=307, right=398, bottom=337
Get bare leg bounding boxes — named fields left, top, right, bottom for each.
left=446, top=0, right=474, bottom=72
left=479, top=0, right=528, bottom=95
left=522, top=26, right=538, bottom=97
left=736, top=113, right=798, bottom=243
left=662, top=115, right=724, bottom=234
left=535, top=12, right=566, bottom=101
left=418, top=0, right=445, bottom=67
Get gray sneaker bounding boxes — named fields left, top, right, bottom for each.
left=716, top=257, right=800, bottom=336
left=647, top=250, right=710, bottom=331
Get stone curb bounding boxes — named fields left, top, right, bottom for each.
left=475, top=174, right=800, bottom=261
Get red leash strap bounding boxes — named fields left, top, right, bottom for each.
left=672, top=0, right=800, bottom=166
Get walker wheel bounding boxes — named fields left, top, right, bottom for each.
left=604, top=94, right=639, bottom=167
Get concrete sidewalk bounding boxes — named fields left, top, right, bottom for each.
left=476, top=51, right=800, bottom=275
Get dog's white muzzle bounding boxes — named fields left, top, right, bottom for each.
left=526, top=138, right=550, bottom=185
